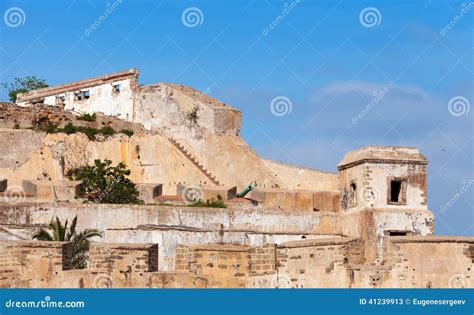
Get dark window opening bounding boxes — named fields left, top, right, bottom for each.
left=83, top=90, right=90, bottom=99
left=113, top=84, right=121, bottom=93
left=56, top=95, right=66, bottom=105
left=389, top=231, right=407, bottom=236
left=349, top=182, right=357, bottom=207
left=390, top=180, right=402, bottom=202
left=0, top=179, right=7, bottom=192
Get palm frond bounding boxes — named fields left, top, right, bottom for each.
left=66, top=215, right=77, bottom=241
left=32, top=228, right=53, bottom=241
left=48, top=217, right=61, bottom=241
left=73, top=229, right=102, bottom=243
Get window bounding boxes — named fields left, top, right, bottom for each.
left=349, top=181, right=357, bottom=207
left=0, top=178, right=6, bottom=192
left=56, top=95, right=66, bottom=105
left=387, top=177, right=407, bottom=205
left=113, top=84, right=121, bottom=93
left=385, top=230, right=411, bottom=236
left=74, top=91, right=90, bottom=101
left=390, top=181, right=402, bottom=202
left=389, top=231, right=407, bottom=236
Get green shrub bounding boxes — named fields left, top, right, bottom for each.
left=67, top=159, right=140, bottom=204
left=77, top=113, right=97, bottom=122
left=190, top=195, right=227, bottom=208
left=100, top=125, right=115, bottom=136
left=121, top=129, right=134, bottom=137
left=62, top=122, right=77, bottom=135
left=46, top=124, right=58, bottom=133
left=77, top=126, right=98, bottom=140
left=14, top=123, right=20, bottom=129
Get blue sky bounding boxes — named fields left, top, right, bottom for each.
left=0, top=0, right=472, bottom=236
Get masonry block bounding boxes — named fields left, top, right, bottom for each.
left=247, top=189, right=266, bottom=203
left=22, top=180, right=79, bottom=202
left=201, top=185, right=237, bottom=201
left=54, top=180, right=81, bottom=202
left=313, top=191, right=340, bottom=212
left=251, top=189, right=314, bottom=211
left=136, top=183, right=163, bottom=203
left=22, top=180, right=54, bottom=202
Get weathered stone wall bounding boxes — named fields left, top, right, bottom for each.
left=1, top=235, right=472, bottom=288
left=176, top=244, right=249, bottom=287
left=133, top=83, right=241, bottom=137
left=0, top=129, right=338, bottom=195
left=275, top=238, right=357, bottom=288
left=0, top=240, right=158, bottom=288
left=0, top=202, right=342, bottom=270
left=0, top=240, right=67, bottom=288
left=380, top=236, right=473, bottom=288
left=261, top=159, right=339, bottom=191
left=88, top=243, right=158, bottom=288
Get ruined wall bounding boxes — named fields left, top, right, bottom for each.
left=0, top=203, right=342, bottom=270
left=133, top=83, right=241, bottom=137
left=88, top=243, right=158, bottom=288
left=261, top=159, right=338, bottom=191
left=0, top=131, right=215, bottom=194
left=0, top=241, right=67, bottom=288
left=0, top=240, right=159, bottom=288
left=176, top=244, right=249, bottom=287
left=1, top=236, right=472, bottom=288
left=0, top=129, right=335, bottom=194
left=380, top=236, right=473, bottom=288
left=0, top=129, right=46, bottom=170
left=275, top=238, right=357, bottom=288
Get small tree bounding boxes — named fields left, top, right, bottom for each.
left=67, top=159, right=140, bottom=204
left=1, top=76, right=49, bottom=102
left=32, top=216, right=102, bottom=269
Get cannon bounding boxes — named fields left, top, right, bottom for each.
left=236, top=184, right=253, bottom=198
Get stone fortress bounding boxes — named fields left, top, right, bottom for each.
left=0, top=69, right=472, bottom=288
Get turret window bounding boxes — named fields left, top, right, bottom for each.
left=387, top=177, right=407, bottom=205
left=349, top=181, right=357, bottom=207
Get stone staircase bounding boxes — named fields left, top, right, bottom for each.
left=168, top=138, right=221, bottom=186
